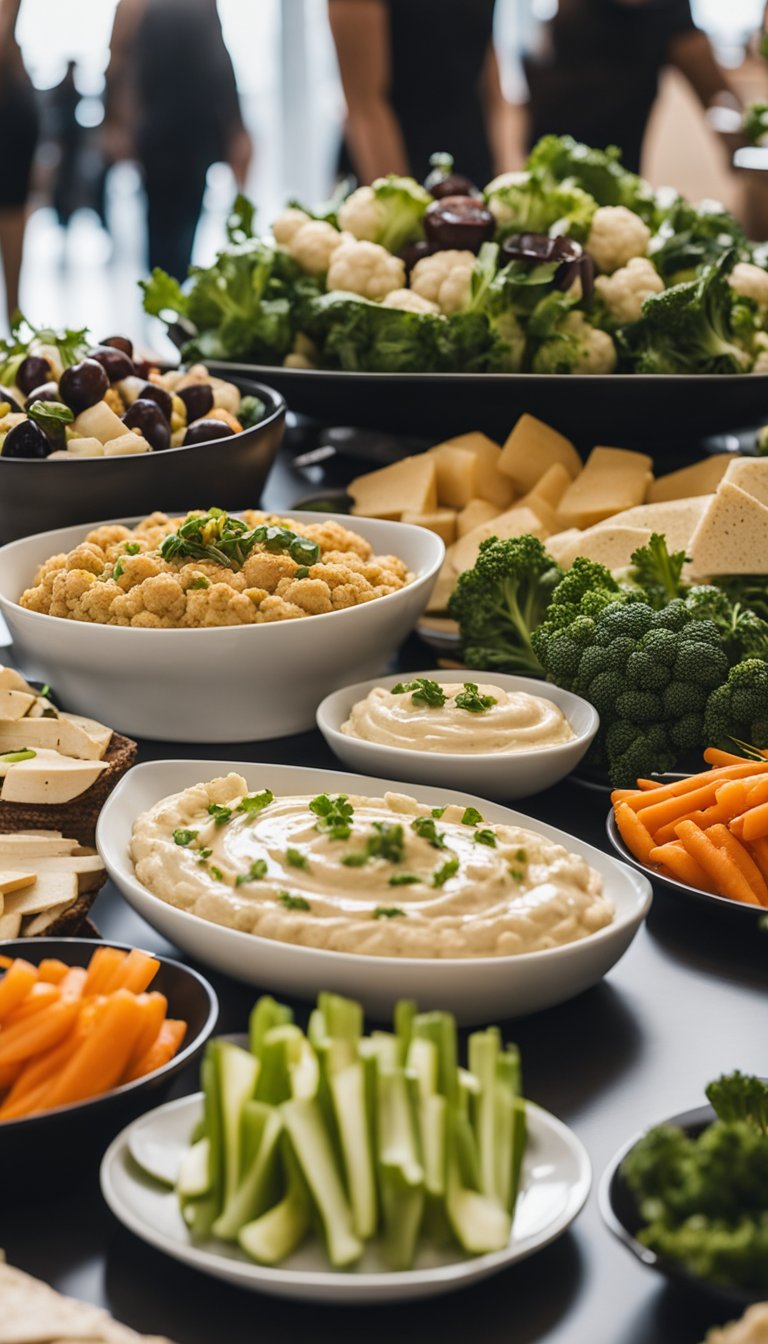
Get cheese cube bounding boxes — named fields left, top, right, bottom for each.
left=518, top=493, right=559, bottom=534
left=647, top=454, right=732, bottom=503
left=349, top=455, right=437, bottom=520
left=429, top=445, right=478, bottom=508
left=723, top=457, right=768, bottom=508
left=456, top=498, right=502, bottom=538
left=401, top=509, right=457, bottom=546
left=525, top=463, right=572, bottom=510
left=72, top=402, right=126, bottom=444
left=593, top=496, right=710, bottom=554
left=498, top=415, right=582, bottom=492
left=66, top=436, right=105, bottom=457
left=4, top=871, right=78, bottom=916
left=556, top=447, right=653, bottom=529
left=689, top=482, right=768, bottom=577
left=451, top=505, right=548, bottom=573
left=426, top=556, right=458, bottom=612
left=103, top=432, right=152, bottom=456
left=554, top=525, right=654, bottom=571
left=432, top=432, right=515, bottom=508
left=0, top=688, right=36, bottom=721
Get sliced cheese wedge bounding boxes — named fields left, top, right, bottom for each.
left=23, top=899, right=78, bottom=936
left=451, top=505, right=548, bottom=573
left=4, top=870, right=78, bottom=915
left=498, top=415, right=581, bottom=492
left=456, top=498, right=501, bottom=538
left=0, top=749, right=108, bottom=803
left=543, top=528, right=584, bottom=565
left=349, top=455, right=437, bottom=519
left=400, top=508, right=457, bottom=545
left=723, top=457, right=768, bottom=508
left=431, top=432, right=515, bottom=508
left=0, top=834, right=78, bottom=857
left=647, top=454, right=732, bottom=503
left=0, top=666, right=37, bottom=695
left=0, top=688, right=36, bottom=720
left=556, top=447, right=653, bottom=529
left=525, top=462, right=572, bottom=510
left=0, top=912, right=21, bottom=938
left=0, top=715, right=111, bottom=762
left=554, top=525, right=654, bottom=571
left=0, top=870, right=36, bottom=896
left=426, top=555, right=459, bottom=613
left=689, top=482, right=768, bottom=577
left=591, top=496, right=710, bottom=554
left=15, top=852, right=105, bottom=891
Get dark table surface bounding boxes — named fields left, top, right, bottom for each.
left=1, top=434, right=766, bottom=1344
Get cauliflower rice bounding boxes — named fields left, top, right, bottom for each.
left=19, top=510, right=413, bottom=628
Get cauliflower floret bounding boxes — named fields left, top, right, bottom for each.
left=565, top=312, right=618, bottom=372
left=272, top=207, right=311, bottom=247
left=752, top=349, right=768, bottom=373
left=586, top=205, right=650, bottom=273
left=183, top=583, right=259, bottom=626
left=301, top=521, right=372, bottom=560
left=242, top=551, right=300, bottom=592
left=381, top=288, right=440, bottom=315
left=594, top=256, right=664, bottom=324
left=337, top=186, right=382, bottom=242
left=283, top=332, right=318, bottom=370
left=64, top=543, right=108, bottom=576
left=326, top=239, right=405, bottom=300
left=277, top=577, right=334, bottom=614
left=288, top=220, right=344, bottom=277
left=410, top=249, right=476, bottom=315
left=729, top=261, right=768, bottom=311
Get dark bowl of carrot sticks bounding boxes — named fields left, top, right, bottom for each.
left=606, top=747, right=768, bottom=915
left=0, top=939, right=218, bottom=1174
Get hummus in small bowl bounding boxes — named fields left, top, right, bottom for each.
left=130, top=772, right=612, bottom=959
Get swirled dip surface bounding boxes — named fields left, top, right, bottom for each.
left=341, top=682, right=575, bottom=754
left=130, top=773, right=612, bottom=957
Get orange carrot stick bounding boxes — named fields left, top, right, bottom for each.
left=748, top=837, right=768, bottom=883
left=614, top=803, right=656, bottom=864
left=33, top=990, right=146, bottom=1111
left=649, top=842, right=714, bottom=891
left=0, top=960, right=37, bottom=1021
left=675, top=820, right=761, bottom=905
left=83, top=947, right=128, bottom=996
left=628, top=763, right=768, bottom=812
left=639, top=783, right=725, bottom=836
left=2, top=982, right=60, bottom=1025
left=636, top=778, right=664, bottom=790
left=115, top=949, right=160, bottom=995
left=123, top=992, right=168, bottom=1073
left=703, top=748, right=756, bottom=767
left=124, top=1019, right=186, bottom=1083
left=0, top=997, right=79, bottom=1065
left=737, top=800, right=768, bottom=843
left=706, top=825, right=768, bottom=906
left=36, top=959, right=69, bottom=984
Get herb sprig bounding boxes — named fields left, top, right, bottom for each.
left=159, top=508, right=320, bottom=570
left=392, top=678, right=447, bottom=708
left=455, top=682, right=497, bottom=713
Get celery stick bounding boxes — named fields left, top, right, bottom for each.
left=394, top=998, right=416, bottom=1063
left=494, top=1044, right=523, bottom=1213
left=377, top=1066, right=425, bottom=1270
left=405, top=1036, right=444, bottom=1197
left=453, top=1108, right=481, bottom=1191
left=216, top=1042, right=259, bottom=1206
left=180, top=1047, right=224, bottom=1239
left=249, top=996, right=293, bottom=1058
left=445, top=1107, right=511, bottom=1255
left=212, top=1103, right=283, bottom=1241
left=412, top=1012, right=459, bottom=1104
left=281, top=1097, right=363, bottom=1267
left=177, top=1137, right=210, bottom=1199
left=469, top=1028, right=501, bottom=1201
left=238, top=1158, right=311, bottom=1265
left=317, top=991, right=364, bottom=1041
left=510, top=1096, right=527, bottom=1216
left=255, top=1025, right=319, bottom=1104
left=329, top=1060, right=377, bottom=1239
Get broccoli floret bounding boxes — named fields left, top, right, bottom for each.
left=707, top=1072, right=768, bottom=1134
left=535, top=555, right=625, bottom=632
left=484, top=172, right=597, bottom=244
left=630, top=533, right=687, bottom=608
left=686, top=585, right=768, bottom=662
left=525, top=134, right=657, bottom=222
left=448, top=534, right=562, bottom=677
left=621, top=253, right=753, bottom=374
left=647, top=198, right=751, bottom=282
left=704, top=658, right=768, bottom=751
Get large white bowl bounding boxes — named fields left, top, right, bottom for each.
left=0, top=513, right=443, bottom=742
left=96, top=759, right=652, bottom=1024
left=317, top=670, right=599, bottom=800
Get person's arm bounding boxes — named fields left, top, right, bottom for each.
left=668, top=26, right=740, bottom=113
left=0, top=0, right=23, bottom=72
left=480, top=43, right=525, bottom=174
left=328, top=0, right=409, bottom=181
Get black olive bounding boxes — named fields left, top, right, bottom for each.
left=122, top=398, right=171, bottom=451
left=423, top=196, right=495, bottom=253
left=137, top=381, right=173, bottom=421
left=400, top=240, right=435, bottom=274
left=25, top=381, right=60, bottom=408
left=0, top=386, right=22, bottom=413
left=502, top=233, right=582, bottom=265
left=87, top=344, right=135, bottom=382
left=177, top=383, right=213, bottom=422
left=424, top=153, right=479, bottom=200
left=183, top=418, right=235, bottom=446
left=133, top=358, right=158, bottom=381
left=59, top=358, right=109, bottom=413
left=100, top=335, right=134, bottom=358
left=16, top=354, right=52, bottom=396
left=2, top=419, right=53, bottom=458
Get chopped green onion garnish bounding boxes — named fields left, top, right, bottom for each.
left=235, top=859, right=268, bottom=886
left=112, top=559, right=125, bottom=580
left=124, top=542, right=141, bottom=555
left=411, top=816, right=447, bottom=849
left=210, top=865, right=224, bottom=880
left=461, top=807, right=484, bottom=826
left=197, top=846, right=212, bottom=859
left=388, top=873, right=422, bottom=886
left=515, top=848, right=527, bottom=862
left=431, top=806, right=446, bottom=819
left=207, top=803, right=232, bottom=826
left=173, top=828, right=198, bottom=846
left=373, top=906, right=405, bottom=919
left=189, top=575, right=210, bottom=590
left=509, top=867, right=525, bottom=882
left=294, top=566, right=309, bottom=579
left=473, top=828, right=497, bottom=848
left=432, top=854, right=459, bottom=887
left=237, top=789, right=274, bottom=815
left=286, top=847, right=309, bottom=870
left=366, top=821, right=405, bottom=863
left=278, top=891, right=310, bottom=911
left=310, top=793, right=354, bottom=840
left=341, top=851, right=368, bottom=868
left=0, top=749, right=35, bottom=763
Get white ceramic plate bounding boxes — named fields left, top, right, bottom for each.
left=316, top=669, right=599, bottom=801
left=97, top=759, right=652, bottom=1024
left=100, top=1092, right=591, bottom=1303
left=0, top=513, right=443, bottom=742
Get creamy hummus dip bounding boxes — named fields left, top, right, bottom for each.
left=341, top=679, right=575, bottom=754
left=130, top=773, right=612, bottom=957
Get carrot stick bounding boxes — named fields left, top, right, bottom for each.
left=124, top=1019, right=186, bottom=1083
left=0, top=997, right=79, bottom=1065
left=0, top=955, right=11, bottom=969
left=123, top=992, right=168, bottom=1073
left=743, top=776, right=768, bottom=807
left=737, top=800, right=768, bottom=843
left=611, top=789, right=642, bottom=804
left=33, top=990, right=146, bottom=1111
left=636, top=779, right=664, bottom=791
left=83, top=947, right=127, bottom=996
left=706, top=825, right=768, bottom=906
left=639, top=783, right=724, bottom=836
left=703, top=748, right=755, bottom=767
left=36, top=959, right=69, bottom=984
left=114, top=949, right=160, bottom=995
left=627, top=762, right=768, bottom=812
left=0, top=1016, right=91, bottom=1115
left=675, top=820, right=761, bottom=905
left=649, top=842, right=715, bottom=891
left=0, top=960, right=38, bottom=1020
left=0, top=1059, right=23, bottom=1093
left=614, top=803, right=656, bottom=864
left=748, top=837, right=768, bottom=883
left=2, top=982, right=60, bottom=1025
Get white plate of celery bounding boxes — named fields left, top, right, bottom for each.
left=100, top=993, right=590, bottom=1302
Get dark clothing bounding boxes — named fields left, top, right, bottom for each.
left=0, top=75, right=39, bottom=208
left=341, top=0, right=496, bottom=186
left=144, top=161, right=208, bottom=279
left=525, top=0, right=696, bottom=172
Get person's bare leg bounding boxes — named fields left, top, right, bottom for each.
left=0, top=208, right=27, bottom=321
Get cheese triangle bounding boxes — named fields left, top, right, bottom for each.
left=723, top=457, right=768, bottom=509
left=689, top=482, right=768, bottom=577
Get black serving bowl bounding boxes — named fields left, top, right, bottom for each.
left=600, top=1102, right=764, bottom=1307
left=0, top=938, right=218, bottom=1181
left=0, top=376, right=285, bottom=543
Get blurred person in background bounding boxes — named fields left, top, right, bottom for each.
left=49, top=61, right=83, bottom=229
left=105, top=0, right=252, bottom=279
left=0, top=0, right=39, bottom=321
left=524, top=0, right=739, bottom=173
left=328, top=0, right=519, bottom=187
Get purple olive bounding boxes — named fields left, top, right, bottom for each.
left=183, top=417, right=235, bottom=447
left=133, top=358, right=158, bottom=381
left=501, top=233, right=594, bottom=298
left=2, top=419, right=52, bottom=458
left=87, top=344, right=135, bottom=382
left=137, top=381, right=173, bottom=421
left=122, top=398, right=171, bottom=451
left=59, top=358, right=109, bottom=413
left=423, top=196, right=495, bottom=253
left=400, top=240, right=434, bottom=274
left=100, top=335, right=133, bottom=359
left=25, top=381, right=60, bottom=408
left=177, top=382, right=213, bottom=422
left=0, top=386, right=22, bottom=413
left=16, top=355, right=52, bottom=397
left=424, top=153, right=479, bottom=200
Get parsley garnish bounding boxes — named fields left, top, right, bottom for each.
left=431, top=806, right=446, bottom=819
left=207, top=803, right=232, bottom=826
left=373, top=906, right=405, bottom=919
left=197, top=846, right=212, bottom=859
left=392, top=678, right=447, bottom=708
left=474, top=828, right=497, bottom=848
left=389, top=873, right=422, bottom=886
left=112, top=558, right=125, bottom=580
left=237, top=789, right=274, bottom=816
left=173, top=828, right=197, bottom=847
left=454, top=682, right=497, bottom=714
left=278, top=891, right=310, bottom=911
left=341, top=851, right=368, bottom=868
left=189, top=575, right=210, bottom=589
left=432, top=854, right=459, bottom=887
left=294, top=565, right=309, bottom=579
left=461, top=807, right=484, bottom=826
left=159, top=509, right=320, bottom=569
left=235, top=859, right=268, bottom=886
left=310, top=793, right=354, bottom=840
left=367, top=821, right=405, bottom=863
left=286, top=847, right=309, bottom=870
left=509, top=867, right=525, bottom=882
left=411, top=816, right=447, bottom=849
left=515, top=848, right=527, bottom=863
left=209, top=865, right=224, bottom=880
left=124, top=542, right=141, bottom=555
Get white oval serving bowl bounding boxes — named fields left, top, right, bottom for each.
left=0, top=513, right=443, bottom=742
left=97, top=759, right=652, bottom=1025
left=317, top=670, right=599, bottom=800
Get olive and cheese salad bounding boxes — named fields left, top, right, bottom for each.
left=0, top=318, right=266, bottom=460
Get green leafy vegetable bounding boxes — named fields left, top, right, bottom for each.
left=309, top=793, right=354, bottom=840
left=366, top=822, right=405, bottom=864
left=278, top=892, right=311, bottom=911
left=410, top=817, right=447, bottom=849
left=630, top=533, right=687, bottom=609
left=473, top=829, right=497, bottom=848
left=454, top=683, right=497, bottom=714
left=620, top=254, right=754, bottom=374
left=160, top=509, right=319, bottom=570
left=461, top=807, right=484, bottom=826
left=392, top=678, right=447, bottom=708
left=388, top=873, right=422, bottom=886
left=449, top=534, right=562, bottom=677
left=173, top=828, right=198, bottom=847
